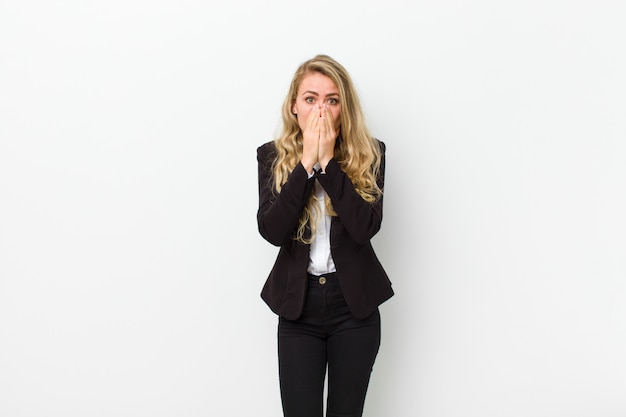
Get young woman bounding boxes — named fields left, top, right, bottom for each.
left=257, top=54, right=393, bottom=417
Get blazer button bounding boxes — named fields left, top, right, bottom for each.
left=319, top=276, right=327, bottom=285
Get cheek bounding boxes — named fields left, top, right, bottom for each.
left=300, top=107, right=313, bottom=119
left=296, top=108, right=311, bottom=129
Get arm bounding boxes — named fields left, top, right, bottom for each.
left=316, top=141, right=386, bottom=244
left=257, top=143, right=315, bottom=246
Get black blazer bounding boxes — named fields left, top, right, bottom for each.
left=257, top=140, right=393, bottom=320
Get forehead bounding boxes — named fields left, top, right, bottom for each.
left=297, top=72, right=339, bottom=95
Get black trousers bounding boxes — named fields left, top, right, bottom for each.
left=278, top=273, right=381, bottom=417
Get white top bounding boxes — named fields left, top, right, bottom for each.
left=307, top=163, right=336, bottom=275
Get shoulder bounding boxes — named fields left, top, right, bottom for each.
left=373, top=138, right=386, bottom=153
left=257, top=140, right=277, bottom=163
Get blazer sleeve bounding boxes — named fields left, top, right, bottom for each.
left=316, top=140, right=386, bottom=244
left=257, top=142, right=316, bottom=246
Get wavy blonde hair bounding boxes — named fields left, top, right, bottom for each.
left=272, top=55, right=383, bottom=243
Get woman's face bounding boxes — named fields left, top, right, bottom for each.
left=292, top=72, right=342, bottom=132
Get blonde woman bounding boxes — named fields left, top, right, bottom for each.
left=257, top=55, right=393, bottom=417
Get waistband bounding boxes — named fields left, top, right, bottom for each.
left=307, top=272, right=338, bottom=286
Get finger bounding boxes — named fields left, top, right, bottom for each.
left=314, top=108, right=324, bottom=133
left=305, top=107, right=317, bottom=130
left=322, top=105, right=336, bottom=140
left=310, top=108, right=324, bottom=135
left=323, top=106, right=333, bottom=134
left=318, top=107, right=326, bottom=133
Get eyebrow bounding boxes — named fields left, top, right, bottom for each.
left=301, top=90, right=339, bottom=97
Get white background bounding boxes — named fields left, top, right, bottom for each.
left=1, top=1, right=625, bottom=416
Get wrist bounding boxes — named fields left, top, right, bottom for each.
left=319, top=157, right=332, bottom=172
left=301, top=158, right=316, bottom=175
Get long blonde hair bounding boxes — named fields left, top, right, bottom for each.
left=272, top=55, right=383, bottom=243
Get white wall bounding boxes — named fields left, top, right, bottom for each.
left=1, top=1, right=625, bottom=416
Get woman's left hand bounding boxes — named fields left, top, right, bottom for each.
left=318, top=104, right=338, bottom=170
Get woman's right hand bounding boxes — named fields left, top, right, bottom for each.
left=300, top=106, right=321, bottom=174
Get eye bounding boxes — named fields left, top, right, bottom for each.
left=305, top=97, right=315, bottom=104
left=327, top=98, right=339, bottom=105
